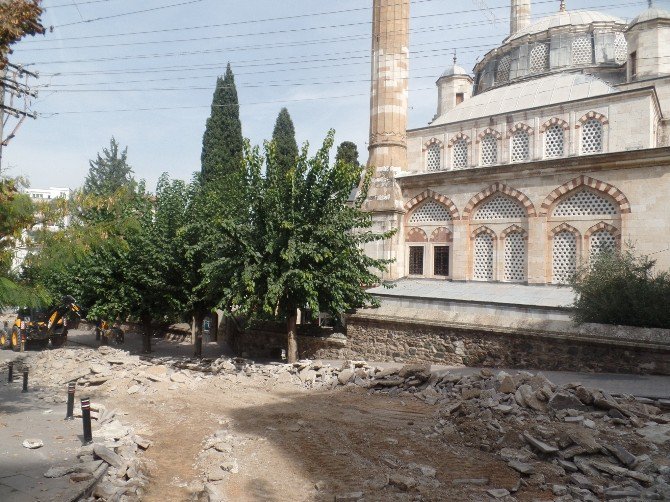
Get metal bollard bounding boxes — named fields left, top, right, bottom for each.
left=7, top=361, right=13, bottom=382
left=22, top=369, right=28, bottom=393
left=20, top=332, right=25, bottom=352
left=65, top=382, right=75, bottom=420
left=81, top=397, right=93, bottom=444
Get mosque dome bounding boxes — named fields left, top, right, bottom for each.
left=439, top=64, right=469, bottom=79
left=472, top=8, right=629, bottom=96
left=507, top=10, right=625, bottom=42
left=630, top=6, right=670, bottom=27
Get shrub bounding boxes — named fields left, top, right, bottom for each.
left=570, top=247, right=670, bottom=329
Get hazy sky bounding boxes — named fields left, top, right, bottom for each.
left=4, top=0, right=658, bottom=191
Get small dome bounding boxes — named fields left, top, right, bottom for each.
left=439, top=64, right=468, bottom=78
left=630, top=6, right=670, bottom=26
left=507, top=10, right=626, bottom=41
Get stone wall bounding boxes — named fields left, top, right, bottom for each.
left=346, top=310, right=670, bottom=375
left=230, top=322, right=348, bottom=360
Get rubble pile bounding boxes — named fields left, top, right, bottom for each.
left=11, top=347, right=670, bottom=501
left=353, top=364, right=670, bottom=501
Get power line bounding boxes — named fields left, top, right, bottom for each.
left=44, top=0, right=118, bottom=8
left=53, top=0, right=208, bottom=28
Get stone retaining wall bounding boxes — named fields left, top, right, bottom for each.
left=345, top=311, right=670, bottom=375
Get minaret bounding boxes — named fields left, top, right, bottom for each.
left=363, top=0, right=410, bottom=279
left=510, top=0, right=531, bottom=35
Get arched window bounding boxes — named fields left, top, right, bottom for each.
left=504, top=231, right=526, bottom=282
left=473, top=231, right=494, bottom=281
left=426, top=142, right=442, bottom=171
left=480, top=134, right=498, bottom=166
left=590, top=229, right=617, bottom=260
left=572, top=35, right=593, bottom=65
left=544, top=124, right=565, bottom=158
left=511, top=130, right=530, bottom=162
left=408, top=200, right=453, bottom=224
left=496, top=55, right=512, bottom=83
left=530, top=44, right=549, bottom=74
left=453, top=139, right=468, bottom=169
left=553, top=189, right=618, bottom=217
left=581, top=119, right=603, bottom=154
left=552, top=230, right=577, bottom=284
left=473, top=193, right=526, bottom=220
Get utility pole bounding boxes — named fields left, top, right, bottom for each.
left=0, top=63, right=38, bottom=170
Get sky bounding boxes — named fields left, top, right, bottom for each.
left=3, top=0, right=661, bottom=192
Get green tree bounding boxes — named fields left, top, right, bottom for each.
left=83, top=137, right=135, bottom=197
left=0, top=175, right=45, bottom=307
left=270, top=108, right=298, bottom=179
left=570, top=246, right=670, bottom=329
left=335, top=141, right=360, bottom=168
left=205, top=130, right=393, bottom=363
left=201, top=63, right=244, bottom=183
left=0, top=0, right=44, bottom=67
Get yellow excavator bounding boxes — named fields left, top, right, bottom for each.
left=0, top=295, right=81, bottom=351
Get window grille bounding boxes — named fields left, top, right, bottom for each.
left=409, top=246, right=424, bottom=275
left=511, top=130, right=530, bottom=162
left=409, top=200, right=453, bottom=224
left=553, top=189, right=618, bottom=217
left=496, top=55, right=512, bottom=83
left=529, top=44, right=549, bottom=74
left=581, top=118, right=603, bottom=154
left=572, top=35, right=593, bottom=65
left=480, top=134, right=498, bottom=166
left=426, top=143, right=442, bottom=171
left=590, top=230, right=616, bottom=260
left=473, top=232, right=494, bottom=281
left=473, top=193, right=526, bottom=220
left=552, top=231, right=577, bottom=284
left=434, top=246, right=449, bottom=276
left=544, top=124, right=564, bottom=158
left=504, top=232, right=526, bottom=282
left=614, top=32, right=627, bottom=64
left=453, top=139, right=468, bottom=169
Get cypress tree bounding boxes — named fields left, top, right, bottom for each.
left=271, top=107, right=298, bottom=177
left=200, top=63, right=244, bottom=183
left=335, top=141, right=360, bottom=168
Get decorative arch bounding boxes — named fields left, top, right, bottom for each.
left=501, top=224, right=528, bottom=239
left=430, top=227, right=452, bottom=243
left=508, top=122, right=533, bottom=137
left=584, top=221, right=621, bottom=240
left=540, top=175, right=631, bottom=216
left=549, top=222, right=580, bottom=238
left=471, top=225, right=496, bottom=240
left=462, top=182, right=536, bottom=219
left=404, top=189, right=460, bottom=220
left=406, top=228, right=428, bottom=243
left=448, top=132, right=471, bottom=147
left=423, top=137, right=444, bottom=151
left=540, top=117, right=569, bottom=133
left=576, top=111, right=609, bottom=128
left=476, top=127, right=503, bottom=143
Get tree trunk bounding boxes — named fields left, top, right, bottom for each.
left=191, top=314, right=197, bottom=345
left=194, top=311, right=204, bottom=358
left=287, top=309, right=298, bottom=363
left=141, top=315, right=152, bottom=354
left=211, top=311, right=219, bottom=342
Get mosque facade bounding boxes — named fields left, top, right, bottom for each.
left=364, top=0, right=670, bottom=285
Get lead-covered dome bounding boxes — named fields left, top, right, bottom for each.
left=473, top=9, right=628, bottom=96
left=507, top=10, right=625, bottom=42
left=630, top=6, right=670, bottom=27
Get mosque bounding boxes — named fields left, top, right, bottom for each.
left=363, top=0, right=670, bottom=292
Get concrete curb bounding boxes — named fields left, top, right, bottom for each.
left=64, top=463, right=109, bottom=502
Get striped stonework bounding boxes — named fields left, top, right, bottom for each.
left=462, top=182, right=536, bottom=219
left=540, top=175, right=631, bottom=216
left=404, top=189, right=460, bottom=220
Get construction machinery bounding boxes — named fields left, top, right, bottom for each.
left=95, top=320, right=124, bottom=346
left=0, top=295, right=81, bottom=351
